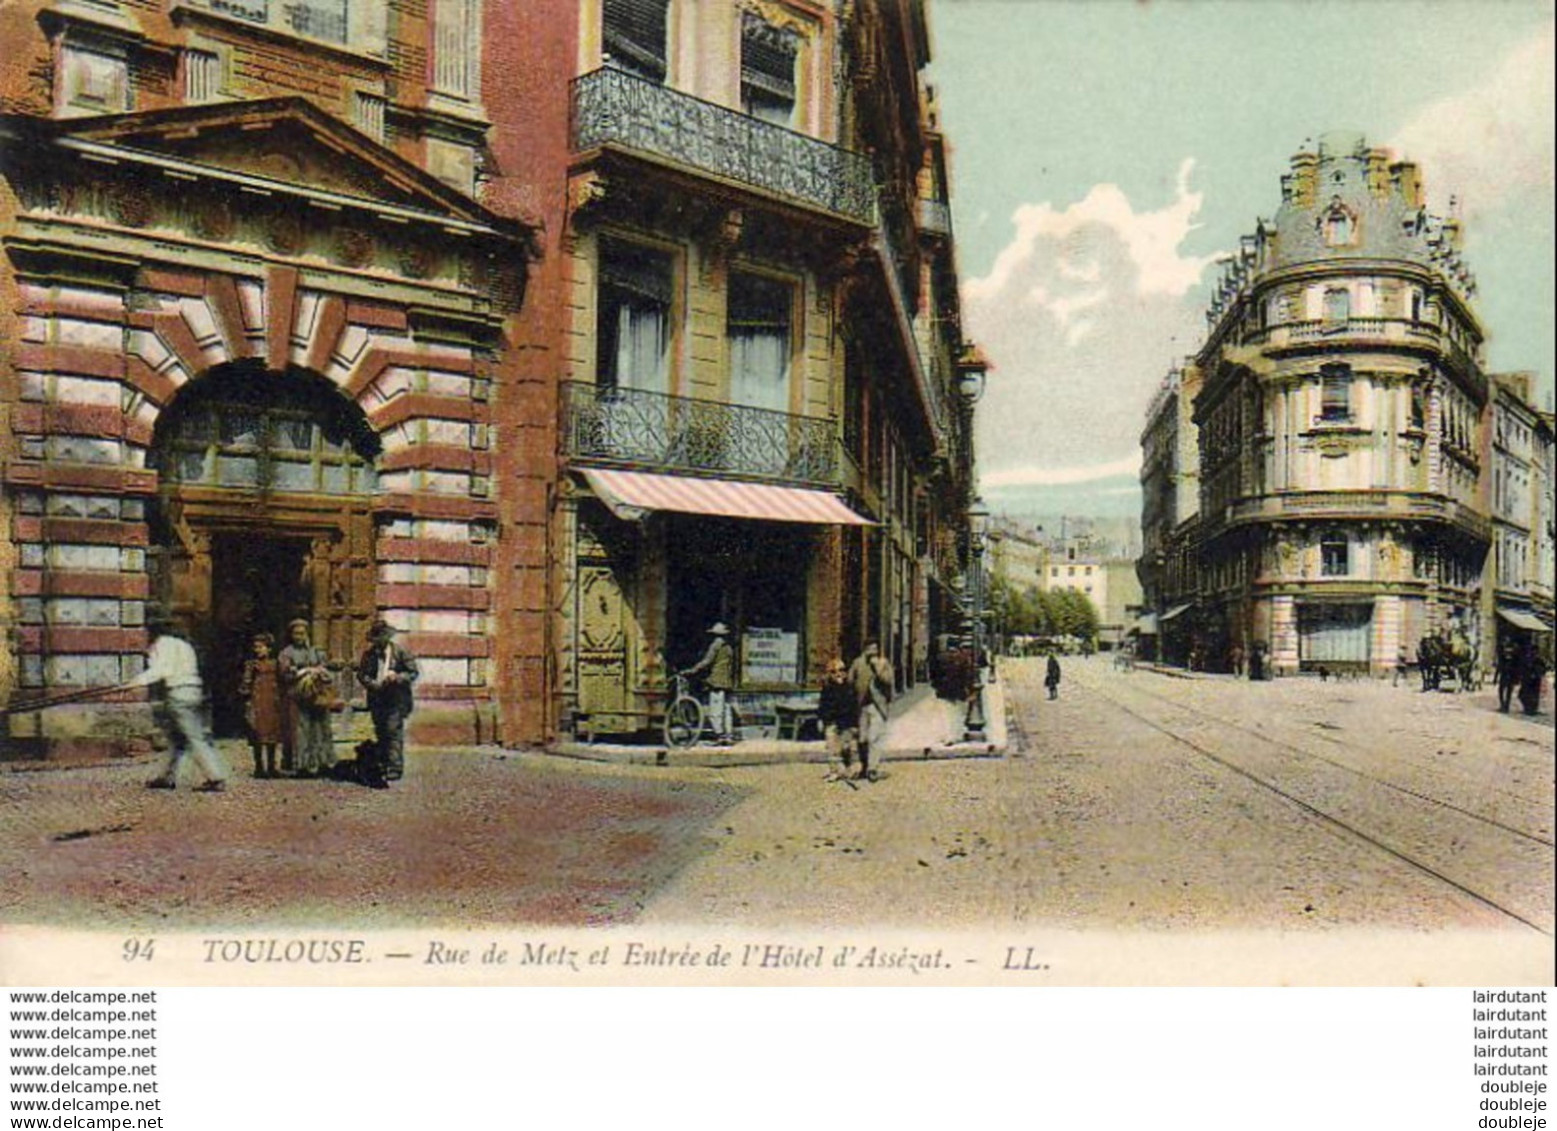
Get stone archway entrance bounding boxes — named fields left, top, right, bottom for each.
left=149, top=364, right=380, bottom=735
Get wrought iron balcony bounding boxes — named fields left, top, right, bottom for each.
left=570, top=67, right=875, bottom=225
left=560, top=381, right=840, bottom=488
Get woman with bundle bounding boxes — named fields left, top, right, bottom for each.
left=279, top=619, right=339, bottom=778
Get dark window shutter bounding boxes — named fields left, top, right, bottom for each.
left=604, top=0, right=668, bottom=81
left=741, top=15, right=797, bottom=101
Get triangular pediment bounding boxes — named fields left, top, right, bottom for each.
left=43, top=97, right=504, bottom=231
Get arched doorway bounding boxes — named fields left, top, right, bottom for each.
left=148, top=363, right=381, bottom=735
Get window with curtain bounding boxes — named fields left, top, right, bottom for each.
left=728, top=272, right=792, bottom=413
left=741, top=14, right=798, bottom=125
left=603, top=0, right=669, bottom=82
left=598, top=238, right=672, bottom=394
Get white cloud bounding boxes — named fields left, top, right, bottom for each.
left=964, top=162, right=1218, bottom=490
left=1389, top=22, right=1555, bottom=219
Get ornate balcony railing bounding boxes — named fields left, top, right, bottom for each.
left=560, top=381, right=840, bottom=488
left=1245, top=317, right=1485, bottom=373
left=570, top=67, right=875, bottom=225
left=1222, top=489, right=1491, bottom=541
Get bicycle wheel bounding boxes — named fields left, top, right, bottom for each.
left=663, top=696, right=705, bottom=749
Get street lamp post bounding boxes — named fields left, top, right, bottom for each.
left=964, top=497, right=990, bottom=743
left=954, top=343, right=991, bottom=746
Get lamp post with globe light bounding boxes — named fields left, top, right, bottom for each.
left=954, top=343, right=991, bottom=744
left=964, top=497, right=991, bottom=742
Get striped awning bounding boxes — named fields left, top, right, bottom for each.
left=580, top=468, right=874, bottom=526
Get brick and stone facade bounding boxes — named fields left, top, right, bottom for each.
left=1, top=2, right=536, bottom=754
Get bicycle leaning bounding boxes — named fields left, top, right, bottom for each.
left=663, top=669, right=720, bottom=749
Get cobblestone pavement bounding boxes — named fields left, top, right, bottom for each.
left=0, top=750, right=745, bottom=930
left=638, top=657, right=1554, bottom=941
left=3, top=661, right=1550, bottom=956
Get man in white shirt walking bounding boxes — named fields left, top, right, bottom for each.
left=128, top=611, right=228, bottom=792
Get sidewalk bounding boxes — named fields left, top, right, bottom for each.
left=550, top=675, right=1009, bottom=768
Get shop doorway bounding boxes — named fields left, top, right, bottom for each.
left=664, top=518, right=809, bottom=684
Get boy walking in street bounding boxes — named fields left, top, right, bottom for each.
left=818, top=658, right=858, bottom=782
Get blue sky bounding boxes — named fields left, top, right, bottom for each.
left=928, top=0, right=1555, bottom=520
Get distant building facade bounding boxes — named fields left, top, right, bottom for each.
left=1137, top=133, right=1554, bottom=676
left=1138, top=364, right=1202, bottom=663
left=1485, top=371, right=1556, bottom=659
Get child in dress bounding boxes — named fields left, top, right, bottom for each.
left=238, top=632, right=285, bottom=778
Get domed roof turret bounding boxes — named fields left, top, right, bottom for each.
left=1267, top=132, right=1475, bottom=295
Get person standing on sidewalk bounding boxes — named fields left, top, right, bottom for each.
left=683, top=622, right=736, bottom=745
left=279, top=619, right=338, bottom=779
left=1495, top=638, right=1520, bottom=713
left=1044, top=652, right=1062, bottom=700
left=357, top=618, right=419, bottom=787
left=848, top=641, right=893, bottom=782
left=818, top=658, right=858, bottom=782
left=128, top=611, right=229, bottom=793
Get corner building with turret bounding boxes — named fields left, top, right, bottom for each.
left=1176, top=133, right=1494, bottom=676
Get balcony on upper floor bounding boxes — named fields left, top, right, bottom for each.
left=559, top=381, right=840, bottom=489
left=1218, top=488, right=1491, bottom=543
left=569, top=66, right=875, bottom=226
left=1242, top=316, right=1486, bottom=379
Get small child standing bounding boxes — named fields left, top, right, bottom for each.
left=239, top=632, right=285, bottom=778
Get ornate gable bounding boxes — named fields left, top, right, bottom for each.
left=28, top=97, right=514, bottom=232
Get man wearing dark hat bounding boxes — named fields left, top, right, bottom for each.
left=682, top=622, right=736, bottom=744
left=127, top=610, right=229, bottom=792
left=356, top=618, right=419, bottom=787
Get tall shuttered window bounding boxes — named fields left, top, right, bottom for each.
left=354, top=92, right=387, bottom=142
left=741, top=15, right=798, bottom=125
left=185, top=49, right=222, bottom=103
left=1319, top=364, right=1352, bottom=423
left=433, top=0, right=478, bottom=99
left=603, top=0, right=669, bottom=83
